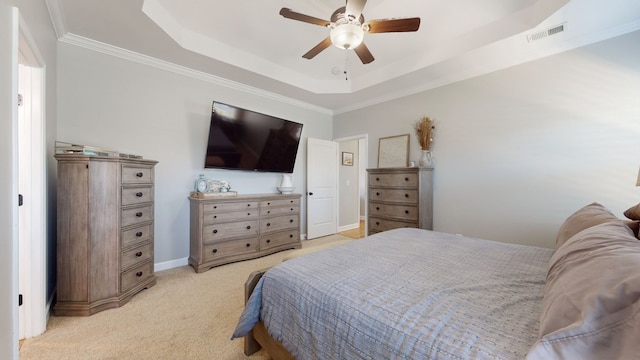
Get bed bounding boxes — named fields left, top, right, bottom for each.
left=232, top=202, right=640, bottom=359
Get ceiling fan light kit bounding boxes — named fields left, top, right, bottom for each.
left=330, top=23, right=364, bottom=49
left=279, top=0, right=420, bottom=64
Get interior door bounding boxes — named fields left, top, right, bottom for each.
left=306, top=138, right=338, bottom=239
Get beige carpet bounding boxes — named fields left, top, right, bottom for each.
left=19, top=234, right=354, bottom=360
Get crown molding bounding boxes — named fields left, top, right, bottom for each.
left=58, top=33, right=334, bottom=116
left=44, top=0, right=67, bottom=39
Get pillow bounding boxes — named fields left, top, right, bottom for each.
left=626, top=220, right=640, bottom=239
left=555, top=202, right=618, bottom=249
left=528, top=221, right=640, bottom=359
left=624, top=203, right=640, bottom=220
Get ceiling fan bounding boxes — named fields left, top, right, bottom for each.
left=279, top=0, right=420, bottom=64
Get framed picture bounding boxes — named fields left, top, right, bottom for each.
left=378, top=134, right=409, bottom=168
left=342, top=152, right=354, bottom=166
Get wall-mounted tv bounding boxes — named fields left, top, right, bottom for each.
left=204, top=101, right=303, bottom=173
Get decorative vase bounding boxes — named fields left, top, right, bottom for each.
left=278, top=174, right=295, bottom=194
left=419, top=150, right=432, bottom=167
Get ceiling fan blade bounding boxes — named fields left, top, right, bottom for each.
left=345, top=0, right=367, bottom=21
left=354, top=42, right=375, bottom=64
left=302, top=37, right=333, bottom=60
left=365, top=17, right=421, bottom=33
left=279, top=8, right=331, bottom=27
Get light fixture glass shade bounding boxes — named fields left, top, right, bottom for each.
left=330, top=23, right=364, bottom=50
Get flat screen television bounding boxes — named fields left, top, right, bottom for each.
left=204, top=101, right=303, bottom=173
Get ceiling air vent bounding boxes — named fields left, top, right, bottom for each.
left=526, top=22, right=566, bottom=43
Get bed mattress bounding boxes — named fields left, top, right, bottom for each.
left=233, top=228, right=555, bottom=359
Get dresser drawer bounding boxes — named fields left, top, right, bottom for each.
left=122, top=224, right=153, bottom=249
left=202, top=220, right=259, bottom=243
left=261, top=215, right=299, bottom=233
left=122, top=186, right=153, bottom=206
left=369, top=203, right=418, bottom=221
left=203, top=238, right=258, bottom=262
left=261, top=204, right=299, bottom=216
left=202, top=210, right=258, bottom=225
left=121, top=260, right=153, bottom=293
left=122, top=205, right=153, bottom=227
left=369, top=189, right=419, bottom=204
left=260, top=198, right=300, bottom=211
left=260, top=229, right=300, bottom=250
left=122, top=165, right=154, bottom=184
left=121, top=243, right=152, bottom=271
left=369, top=216, right=417, bottom=233
left=369, top=172, right=418, bottom=188
left=203, top=201, right=258, bottom=213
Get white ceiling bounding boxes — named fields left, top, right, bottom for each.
left=47, top=0, right=640, bottom=113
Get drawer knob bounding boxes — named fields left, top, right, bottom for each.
left=289, top=234, right=293, bottom=238
left=405, top=210, right=409, bottom=214
left=135, top=251, right=143, bottom=257
left=376, top=192, right=380, bottom=196
left=246, top=243, right=251, bottom=247
left=405, top=177, right=409, bottom=181
left=376, top=221, right=380, bottom=225
left=289, top=219, right=294, bottom=223
left=213, top=206, right=217, bottom=209
left=247, top=204, right=251, bottom=207
left=266, top=223, right=271, bottom=227
left=290, top=208, right=293, bottom=211
left=376, top=177, right=380, bottom=181
left=136, top=271, right=143, bottom=277
left=290, top=200, right=294, bottom=203
left=136, top=212, right=143, bottom=217
left=376, top=207, right=380, bottom=211
left=267, top=210, right=271, bottom=214
left=136, top=232, right=143, bottom=237
left=404, top=194, right=409, bottom=198
left=247, top=213, right=251, bottom=216
left=136, top=172, right=143, bottom=178
left=246, top=225, right=251, bottom=230
left=136, top=192, right=143, bottom=197
left=212, top=248, right=218, bottom=254
left=213, top=229, right=218, bottom=234
left=266, top=239, right=271, bottom=243
left=213, top=215, right=217, bottom=219
left=267, top=202, right=271, bottom=205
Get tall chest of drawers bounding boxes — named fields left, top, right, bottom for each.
left=54, top=154, right=158, bottom=316
left=367, top=167, right=433, bottom=235
left=189, top=193, right=302, bottom=273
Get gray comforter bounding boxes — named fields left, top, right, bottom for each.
left=233, top=228, right=554, bottom=359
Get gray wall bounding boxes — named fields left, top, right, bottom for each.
left=1, top=1, right=58, bottom=357
left=334, top=30, right=640, bottom=249
left=56, top=42, right=333, bottom=266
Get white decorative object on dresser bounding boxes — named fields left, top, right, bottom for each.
left=189, top=193, right=302, bottom=273
left=367, top=167, right=433, bottom=235
left=54, top=154, right=158, bottom=316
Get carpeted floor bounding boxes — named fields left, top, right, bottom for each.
left=19, top=234, right=353, bottom=360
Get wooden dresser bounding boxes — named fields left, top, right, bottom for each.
left=189, top=193, right=301, bottom=273
left=367, top=167, right=433, bottom=235
left=54, top=154, right=158, bottom=316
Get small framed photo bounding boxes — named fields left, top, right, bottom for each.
left=342, top=152, right=354, bottom=166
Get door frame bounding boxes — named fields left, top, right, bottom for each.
left=334, top=134, right=368, bottom=234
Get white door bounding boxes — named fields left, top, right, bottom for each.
left=306, top=138, right=338, bottom=239
left=18, top=30, right=47, bottom=339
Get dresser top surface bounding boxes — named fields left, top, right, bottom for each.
left=189, top=193, right=302, bottom=202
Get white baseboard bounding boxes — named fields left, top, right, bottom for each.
left=338, top=223, right=359, bottom=232
left=155, top=257, right=189, bottom=272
